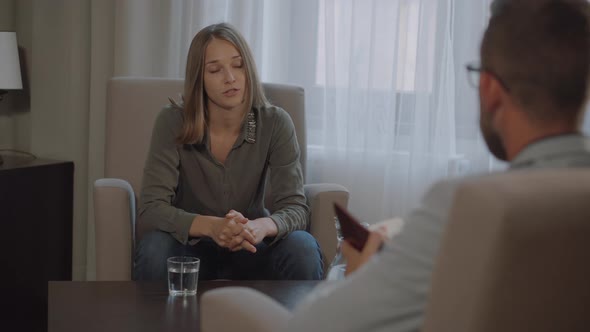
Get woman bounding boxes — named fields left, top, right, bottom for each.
left=133, top=23, right=323, bottom=281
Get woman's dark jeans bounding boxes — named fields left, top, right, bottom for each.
left=133, top=230, right=324, bottom=281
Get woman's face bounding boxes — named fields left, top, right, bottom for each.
left=203, top=38, right=247, bottom=111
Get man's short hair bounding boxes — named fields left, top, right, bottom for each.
left=482, top=0, right=590, bottom=123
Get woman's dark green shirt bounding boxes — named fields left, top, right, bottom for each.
left=138, top=104, right=310, bottom=245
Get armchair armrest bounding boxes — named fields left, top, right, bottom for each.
left=93, top=178, right=136, bottom=280
left=304, top=183, right=349, bottom=267
left=201, top=287, right=291, bottom=332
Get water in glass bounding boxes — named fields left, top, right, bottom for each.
left=167, top=256, right=200, bottom=296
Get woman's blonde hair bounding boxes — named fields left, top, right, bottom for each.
left=175, top=22, right=268, bottom=144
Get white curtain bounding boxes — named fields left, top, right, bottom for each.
left=113, top=0, right=505, bottom=223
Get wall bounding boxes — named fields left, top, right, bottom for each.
left=0, top=0, right=116, bottom=280
left=86, top=0, right=115, bottom=280
left=13, top=0, right=32, bottom=151
left=30, top=0, right=92, bottom=280
left=0, top=0, right=15, bottom=32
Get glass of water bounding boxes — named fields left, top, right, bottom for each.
left=167, top=256, right=200, bottom=296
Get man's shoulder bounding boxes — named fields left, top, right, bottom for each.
left=511, top=134, right=590, bottom=168
left=419, top=172, right=509, bottom=214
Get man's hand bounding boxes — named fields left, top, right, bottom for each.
left=341, top=230, right=386, bottom=276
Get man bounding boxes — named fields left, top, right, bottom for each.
left=287, top=0, right=590, bottom=331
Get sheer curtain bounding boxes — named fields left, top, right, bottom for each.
left=308, top=0, right=472, bottom=221
left=113, top=0, right=502, bottom=222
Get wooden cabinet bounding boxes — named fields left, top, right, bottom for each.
left=0, top=155, right=73, bottom=331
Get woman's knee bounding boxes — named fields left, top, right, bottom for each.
left=136, top=230, right=180, bottom=259
left=134, top=230, right=181, bottom=280
left=273, top=231, right=324, bottom=280
left=282, top=231, right=321, bottom=252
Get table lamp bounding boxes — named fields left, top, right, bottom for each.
left=0, top=31, right=22, bottom=101
left=0, top=31, right=23, bottom=165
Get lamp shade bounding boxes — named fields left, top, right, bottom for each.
left=0, top=32, right=23, bottom=90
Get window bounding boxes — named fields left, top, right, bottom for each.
left=314, top=0, right=437, bottom=93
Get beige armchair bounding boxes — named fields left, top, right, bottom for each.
left=94, top=77, right=349, bottom=281
left=200, top=169, right=590, bottom=332
left=422, top=168, right=590, bottom=332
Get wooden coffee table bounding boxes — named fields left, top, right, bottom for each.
left=48, top=280, right=321, bottom=332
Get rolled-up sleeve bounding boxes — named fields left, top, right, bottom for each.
left=267, top=108, right=310, bottom=243
left=138, top=108, right=197, bottom=244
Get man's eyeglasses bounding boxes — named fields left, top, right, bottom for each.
left=465, top=62, right=510, bottom=91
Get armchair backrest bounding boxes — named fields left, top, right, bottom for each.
left=422, top=169, right=590, bottom=332
left=105, top=77, right=307, bottom=193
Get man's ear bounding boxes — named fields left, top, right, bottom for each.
left=479, top=71, right=503, bottom=114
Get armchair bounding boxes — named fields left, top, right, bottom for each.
left=422, top=168, right=590, bottom=332
left=200, top=169, right=590, bottom=332
left=94, top=77, right=349, bottom=280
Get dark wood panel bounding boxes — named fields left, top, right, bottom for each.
left=0, top=156, right=73, bottom=332
left=49, top=280, right=322, bottom=332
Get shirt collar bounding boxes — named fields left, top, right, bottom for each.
left=510, top=133, right=590, bottom=169
left=233, top=108, right=257, bottom=148
left=198, top=108, right=257, bottom=149
left=244, top=109, right=257, bottom=144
